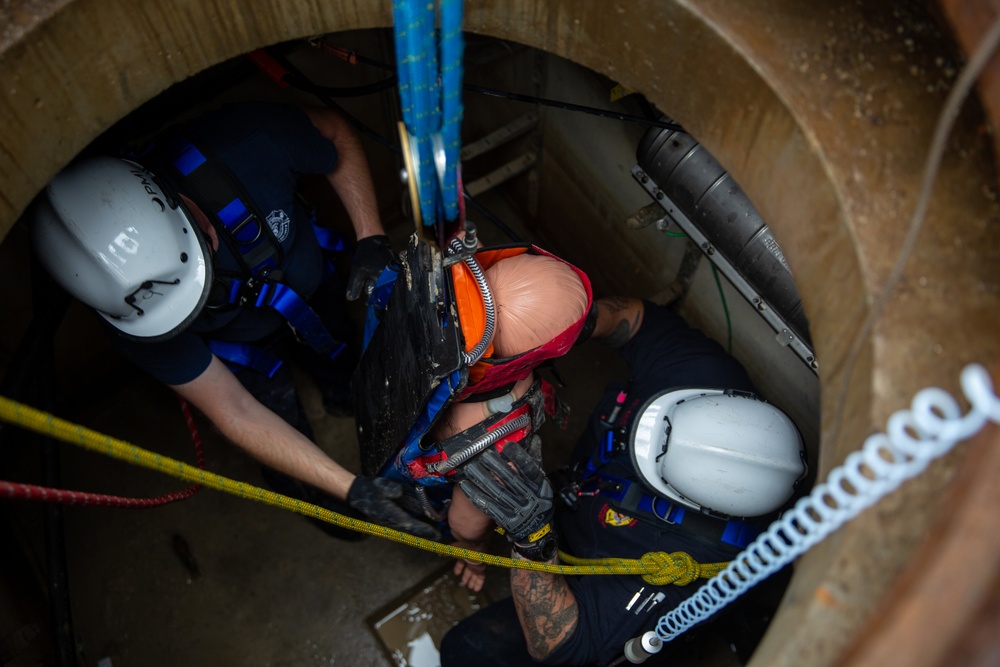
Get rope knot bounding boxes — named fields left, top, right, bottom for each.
left=640, top=551, right=702, bottom=586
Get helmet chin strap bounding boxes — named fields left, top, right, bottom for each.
left=179, top=194, right=218, bottom=252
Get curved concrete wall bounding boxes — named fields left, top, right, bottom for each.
left=1, top=1, right=998, bottom=665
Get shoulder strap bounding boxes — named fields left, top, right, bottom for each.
left=136, top=129, right=347, bottom=362
left=155, top=129, right=285, bottom=277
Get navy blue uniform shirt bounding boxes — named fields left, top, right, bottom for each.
left=547, top=301, right=757, bottom=666
left=111, top=103, right=338, bottom=385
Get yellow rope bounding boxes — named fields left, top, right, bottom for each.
left=0, top=395, right=724, bottom=586
left=559, top=551, right=729, bottom=585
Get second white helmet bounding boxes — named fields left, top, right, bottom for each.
left=630, top=388, right=807, bottom=518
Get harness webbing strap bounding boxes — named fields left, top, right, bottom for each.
left=312, top=224, right=348, bottom=252
left=222, top=202, right=278, bottom=271
left=253, top=282, right=346, bottom=359
left=164, top=134, right=283, bottom=275
left=148, top=132, right=350, bottom=366
left=172, top=140, right=207, bottom=175
left=595, top=473, right=763, bottom=549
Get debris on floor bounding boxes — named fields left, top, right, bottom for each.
left=369, top=566, right=490, bottom=667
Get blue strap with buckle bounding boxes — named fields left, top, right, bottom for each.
left=170, top=138, right=280, bottom=275
left=253, top=279, right=345, bottom=359
left=592, top=472, right=762, bottom=549
left=158, top=134, right=348, bottom=364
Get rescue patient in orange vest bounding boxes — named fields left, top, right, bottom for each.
left=433, top=251, right=590, bottom=591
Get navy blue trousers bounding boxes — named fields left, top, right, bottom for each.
left=439, top=597, right=545, bottom=667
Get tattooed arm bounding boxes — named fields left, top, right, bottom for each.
left=591, top=297, right=645, bottom=348
left=511, top=551, right=579, bottom=660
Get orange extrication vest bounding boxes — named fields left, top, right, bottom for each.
left=353, top=235, right=592, bottom=485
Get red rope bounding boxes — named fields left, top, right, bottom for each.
left=0, top=479, right=201, bottom=508
left=1, top=396, right=205, bottom=508
left=178, top=397, right=207, bottom=469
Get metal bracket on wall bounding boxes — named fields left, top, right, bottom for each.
left=465, top=151, right=538, bottom=197
left=462, top=113, right=539, bottom=199
left=627, top=203, right=703, bottom=307
left=460, top=112, right=537, bottom=161
left=631, top=164, right=819, bottom=374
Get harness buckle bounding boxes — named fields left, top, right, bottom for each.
left=652, top=495, right=678, bottom=525
left=558, top=481, right=581, bottom=509
left=229, top=210, right=264, bottom=244
left=557, top=475, right=623, bottom=510
left=238, top=269, right=273, bottom=306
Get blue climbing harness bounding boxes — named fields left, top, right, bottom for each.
left=144, top=131, right=349, bottom=376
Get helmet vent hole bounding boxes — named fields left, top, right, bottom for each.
left=180, top=253, right=188, bottom=263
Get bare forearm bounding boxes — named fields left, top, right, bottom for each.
left=592, top=297, right=644, bottom=347
left=214, top=402, right=355, bottom=499
left=302, top=106, right=384, bottom=240
left=328, top=142, right=382, bottom=240
left=511, top=553, right=579, bottom=660
left=172, top=357, right=356, bottom=500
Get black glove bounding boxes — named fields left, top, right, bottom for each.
left=347, top=476, right=441, bottom=540
left=347, top=235, right=394, bottom=301
left=456, top=443, right=558, bottom=561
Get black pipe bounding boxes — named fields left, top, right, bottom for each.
left=636, top=120, right=813, bottom=348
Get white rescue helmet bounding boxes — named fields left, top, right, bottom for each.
left=629, top=388, right=806, bottom=518
left=30, top=156, right=212, bottom=341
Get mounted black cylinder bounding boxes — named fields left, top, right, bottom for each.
left=636, top=122, right=812, bottom=347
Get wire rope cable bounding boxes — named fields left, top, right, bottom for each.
left=654, top=363, right=1000, bottom=642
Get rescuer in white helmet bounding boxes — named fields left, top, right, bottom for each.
left=441, top=297, right=808, bottom=667
left=28, top=101, right=438, bottom=540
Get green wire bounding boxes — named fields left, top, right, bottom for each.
left=710, top=264, right=733, bottom=354
left=661, top=228, right=733, bottom=354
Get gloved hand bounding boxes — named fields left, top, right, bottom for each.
left=456, top=443, right=558, bottom=561
left=347, top=235, right=394, bottom=301
left=347, top=476, right=441, bottom=540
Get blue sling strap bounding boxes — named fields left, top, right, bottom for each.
left=592, top=472, right=764, bottom=549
